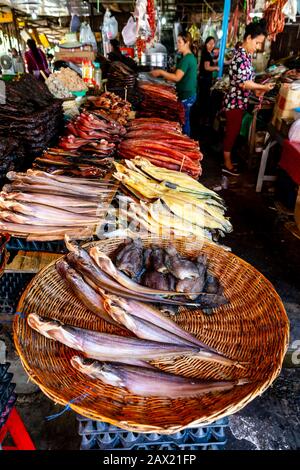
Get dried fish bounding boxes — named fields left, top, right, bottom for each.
left=71, top=357, right=249, bottom=398
left=1, top=191, right=100, bottom=208
left=115, top=238, right=143, bottom=278
left=56, top=259, right=118, bottom=326
left=165, top=246, right=200, bottom=280
left=27, top=313, right=199, bottom=360
left=0, top=211, right=99, bottom=227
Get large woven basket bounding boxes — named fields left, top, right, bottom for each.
left=13, top=236, right=289, bottom=433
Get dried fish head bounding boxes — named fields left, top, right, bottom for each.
left=71, top=356, right=125, bottom=386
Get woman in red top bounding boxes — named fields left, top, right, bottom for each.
left=25, top=39, right=50, bottom=80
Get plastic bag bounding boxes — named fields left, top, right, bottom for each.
left=202, top=19, right=216, bottom=42
left=122, top=16, right=137, bottom=46
left=282, top=0, right=298, bottom=21
left=80, top=22, right=97, bottom=48
left=102, top=9, right=118, bottom=40
left=70, top=14, right=81, bottom=33
left=288, top=119, right=300, bottom=142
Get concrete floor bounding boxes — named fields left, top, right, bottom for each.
left=1, top=127, right=300, bottom=450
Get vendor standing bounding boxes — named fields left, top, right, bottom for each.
left=108, top=39, right=138, bottom=72
left=198, top=36, right=219, bottom=124
left=222, top=21, right=274, bottom=176
left=150, top=33, right=197, bottom=136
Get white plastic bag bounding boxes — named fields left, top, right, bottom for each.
left=282, top=0, right=298, bottom=22
left=288, top=119, right=300, bottom=142
left=102, top=9, right=118, bottom=40
left=122, top=16, right=137, bottom=46
left=80, top=22, right=97, bottom=48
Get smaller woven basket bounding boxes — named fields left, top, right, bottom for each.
left=13, top=236, right=289, bottom=433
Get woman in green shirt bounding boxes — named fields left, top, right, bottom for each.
left=151, top=33, right=197, bottom=136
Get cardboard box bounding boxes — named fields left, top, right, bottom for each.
left=55, top=50, right=96, bottom=64
left=276, top=83, right=300, bottom=114
left=272, top=102, right=296, bottom=129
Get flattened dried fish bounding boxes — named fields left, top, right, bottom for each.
left=71, top=357, right=249, bottom=398
left=27, top=313, right=199, bottom=360
left=56, top=259, right=118, bottom=326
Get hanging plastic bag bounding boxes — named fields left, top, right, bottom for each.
left=70, top=14, right=81, bottom=33
left=122, top=16, right=137, bottom=46
left=282, top=0, right=298, bottom=21
left=102, top=9, right=118, bottom=40
left=80, top=22, right=97, bottom=48
left=202, top=19, right=216, bottom=42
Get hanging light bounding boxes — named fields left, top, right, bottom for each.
left=161, top=17, right=166, bottom=26
left=31, top=12, right=37, bottom=20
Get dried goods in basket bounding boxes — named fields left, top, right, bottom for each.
left=13, top=236, right=289, bottom=433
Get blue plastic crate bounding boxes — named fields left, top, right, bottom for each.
left=0, top=272, right=35, bottom=316
left=77, top=415, right=228, bottom=450
left=0, top=363, right=16, bottom=429
left=7, top=237, right=67, bottom=254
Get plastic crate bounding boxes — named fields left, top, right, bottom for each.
left=0, top=272, right=35, bottom=316
left=7, top=237, right=67, bottom=254
left=0, top=394, right=17, bottom=429
left=77, top=415, right=228, bottom=450
left=0, top=363, right=16, bottom=430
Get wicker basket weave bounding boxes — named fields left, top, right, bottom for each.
left=13, top=236, right=289, bottom=433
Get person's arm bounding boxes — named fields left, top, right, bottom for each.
left=151, top=68, right=184, bottom=83
left=240, top=81, right=274, bottom=92
left=233, top=53, right=274, bottom=93
left=204, top=61, right=219, bottom=72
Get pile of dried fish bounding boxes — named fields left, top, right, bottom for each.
left=24, top=237, right=247, bottom=399
left=138, top=81, right=185, bottom=124
left=59, top=237, right=227, bottom=309
left=0, top=171, right=116, bottom=240
left=65, top=112, right=126, bottom=144
left=119, top=118, right=202, bottom=178
left=107, top=61, right=137, bottom=89
left=111, top=158, right=232, bottom=240
left=85, top=92, right=132, bottom=126
left=27, top=314, right=247, bottom=398
left=33, top=148, right=112, bottom=178
left=114, top=238, right=225, bottom=304
left=0, top=75, right=63, bottom=165
left=33, top=110, right=127, bottom=178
